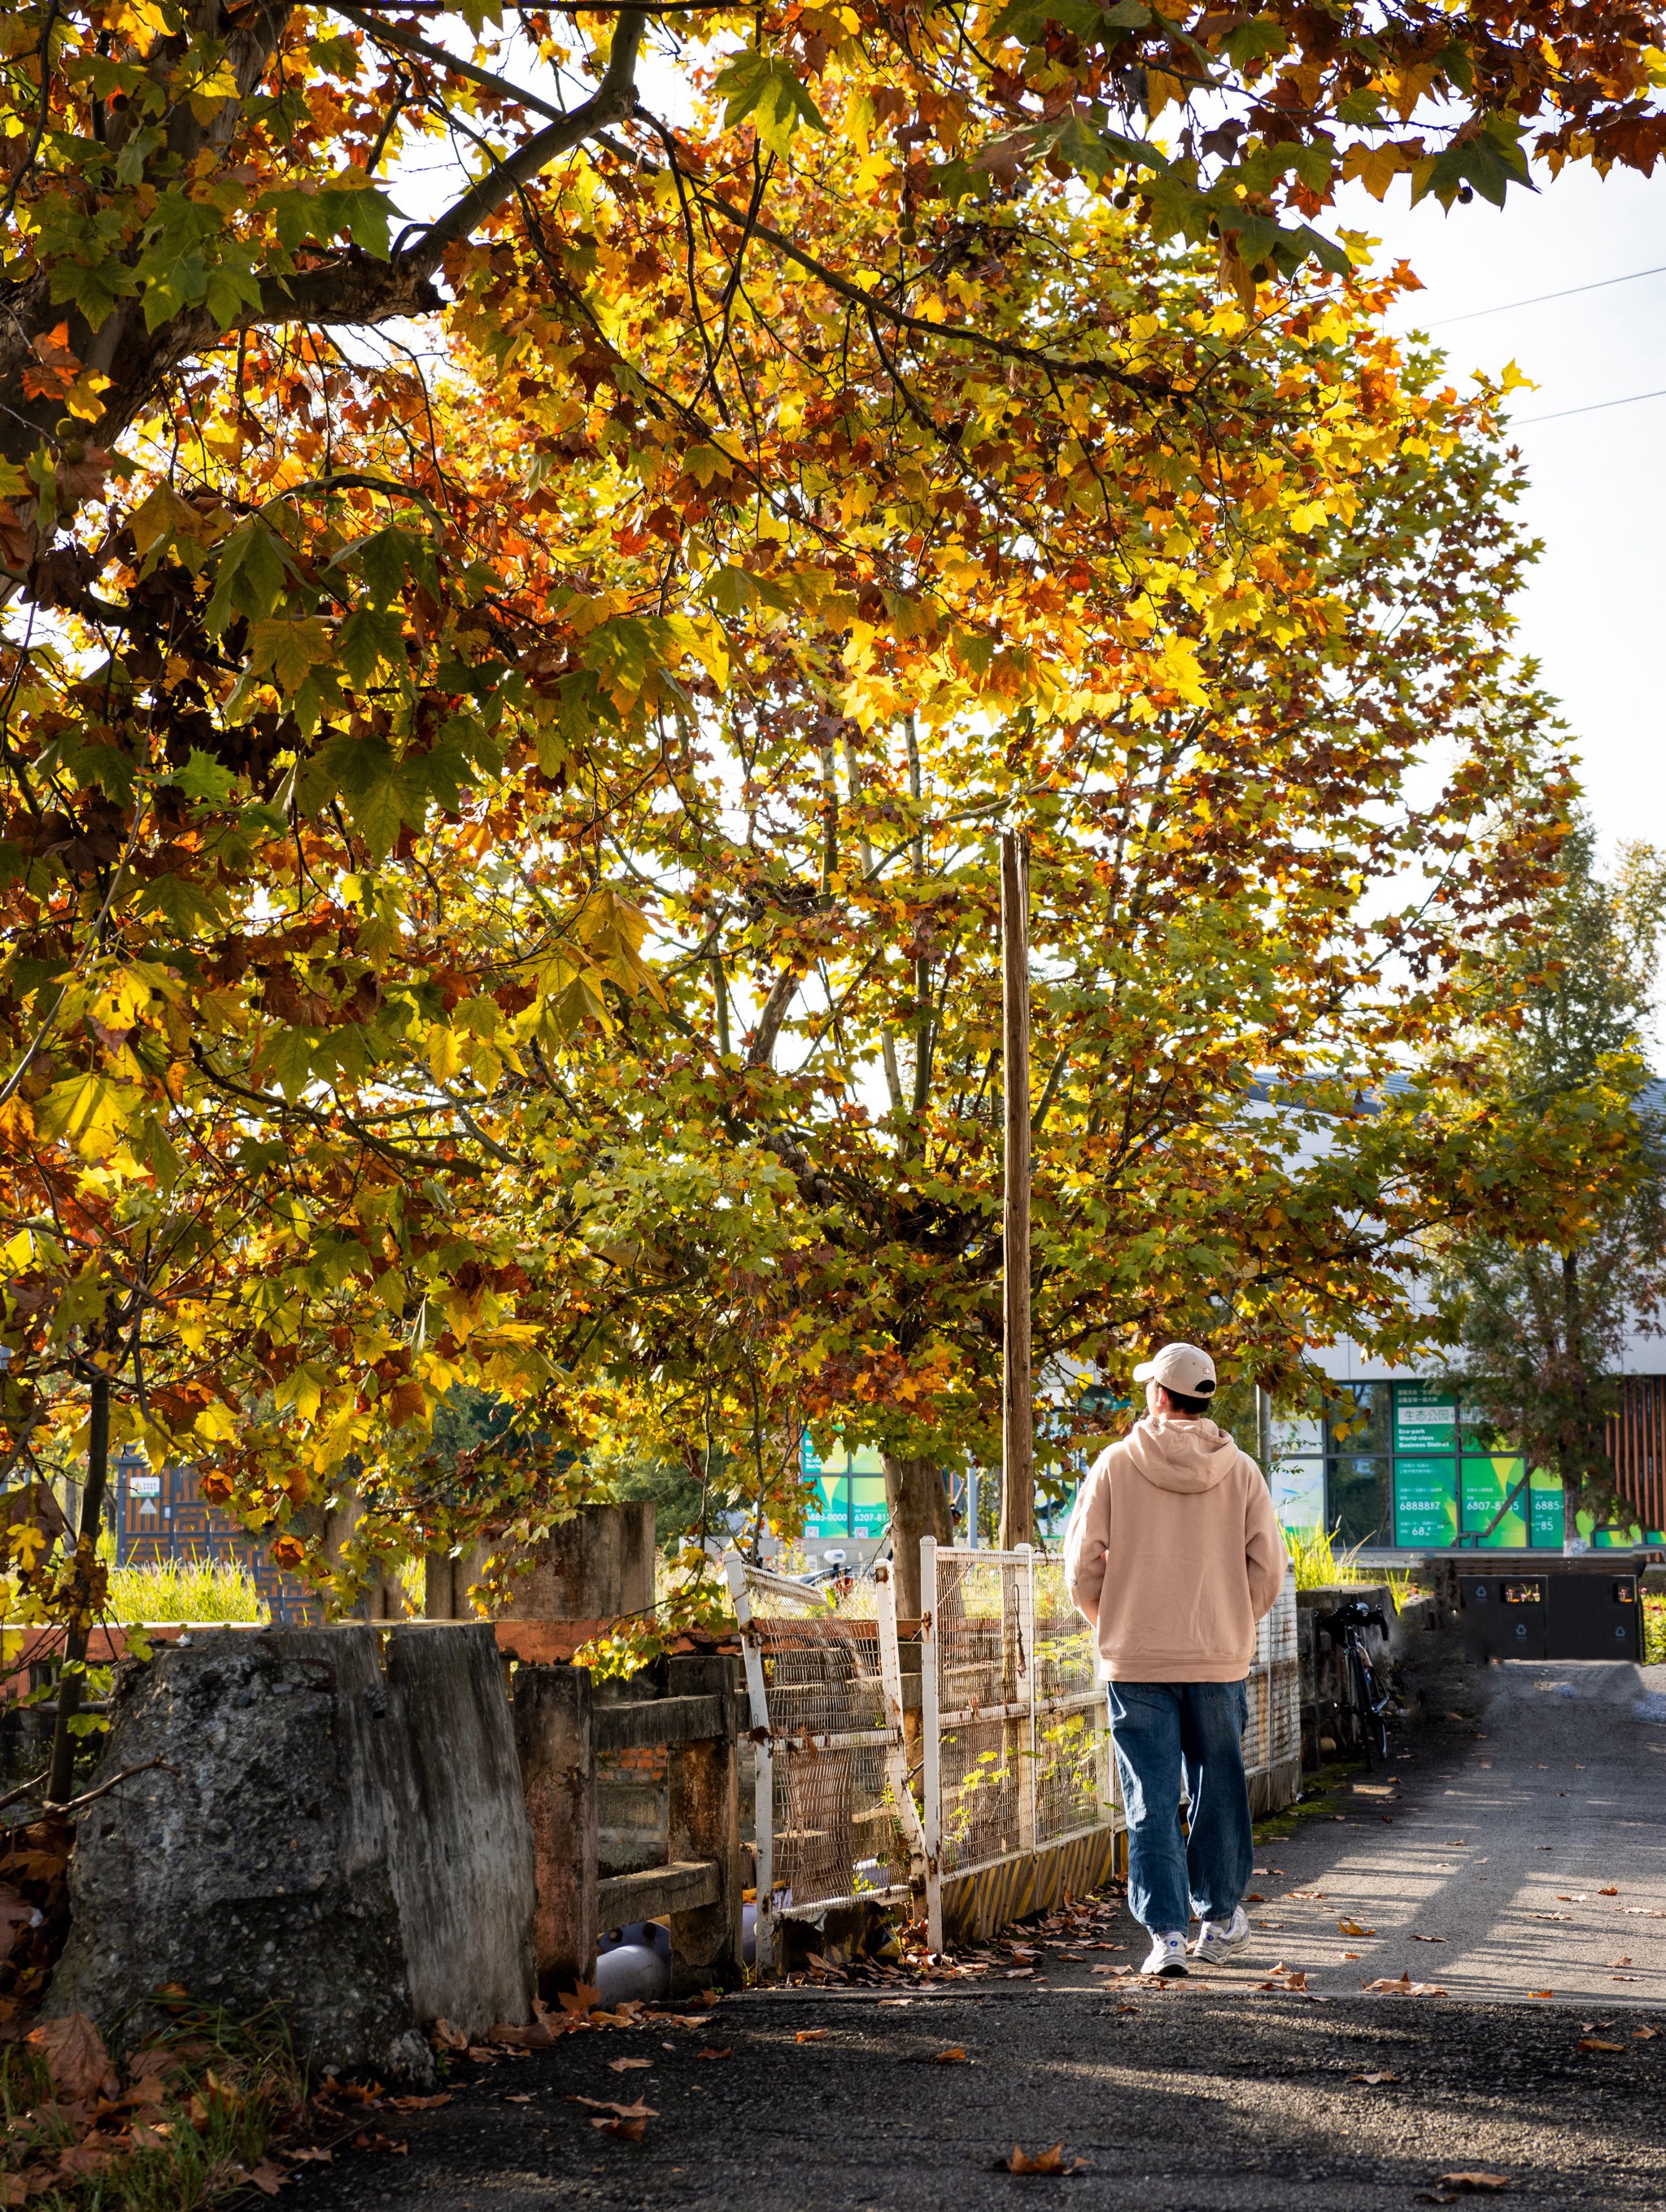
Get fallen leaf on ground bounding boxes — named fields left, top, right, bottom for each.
left=558, top=1983, right=603, bottom=2016
left=1632, top=2025, right=1661, bottom=2040
left=286, top=2147, right=334, bottom=2165
left=386, top=2093, right=451, bottom=2112
left=1287, top=1890, right=1325, bottom=1900
left=431, top=2019, right=468, bottom=2053
left=1555, top=1895, right=1589, bottom=1904
left=1414, top=2194, right=1457, bottom=2205
left=1363, top=1974, right=1447, bottom=1997
left=566, top=2098, right=657, bottom=2119
left=696, top=2048, right=731, bottom=2061
left=1528, top=1988, right=1555, bottom=1999
left=1004, top=2144, right=1089, bottom=2175
left=795, top=2029, right=826, bottom=2043
left=595, top=2118, right=647, bottom=2141
left=1351, top=2071, right=1401, bottom=2085
left=1337, top=1920, right=1376, bottom=1937
left=351, top=2134, right=408, bottom=2156
left=1437, top=2174, right=1510, bottom=2192
left=26, top=2014, right=117, bottom=2103
left=464, top=2048, right=499, bottom=2065
left=503, top=2094, right=534, bottom=2105
left=245, top=2162, right=289, bottom=2197
left=1410, top=1934, right=1448, bottom=1944
left=1598, top=1886, right=1618, bottom=1896
left=607, top=2057, right=652, bottom=2073
left=934, top=2048, right=969, bottom=2065
left=491, top=2020, right=557, bottom=2050
left=1577, top=2039, right=1625, bottom=2053
left=1244, top=1893, right=1266, bottom=1904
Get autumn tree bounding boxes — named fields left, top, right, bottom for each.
left=2, top=0, right=1663, bottom=1646
left=1434, top=823, right=1666, bottom=1541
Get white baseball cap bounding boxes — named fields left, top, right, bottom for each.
left=1132, top=1342, right=1216, bottom=1397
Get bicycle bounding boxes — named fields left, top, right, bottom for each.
left=1313, top=1598, right=1393, bottom=1769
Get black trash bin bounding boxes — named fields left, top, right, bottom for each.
left=1455, top=1564, right=1641, bottom=1662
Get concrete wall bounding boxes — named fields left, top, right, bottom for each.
left=46, top=1623, right=534, bottom=2083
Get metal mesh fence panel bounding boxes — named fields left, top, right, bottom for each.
left=755, top=1620, right=910, bottom=1913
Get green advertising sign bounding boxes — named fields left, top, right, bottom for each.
left=805, top=1473, right=850, bottom=1540
left=1393, top=1456, right=1459, bottom=1547
left=1460, top=1456, right=1529, bottom=1549
left=1529, top=1468, right=1564, bottom=1551
left=1393, top=1382, right=1459, bottom=1456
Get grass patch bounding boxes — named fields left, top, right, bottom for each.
left=1644, top=1589, right=1664, bottom=1669
left=102, top=1555, right=264, bottom=1625
left=1, top=1997, right=300, bottom=2211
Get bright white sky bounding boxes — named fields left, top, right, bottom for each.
left=1339, top=164, right=1666, bottom=969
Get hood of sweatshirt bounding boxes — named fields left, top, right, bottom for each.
left=1122, top=1415, right=1241, bottom=1494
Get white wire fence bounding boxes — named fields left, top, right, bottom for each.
left=728, top=1545, right=1299, bottom=1967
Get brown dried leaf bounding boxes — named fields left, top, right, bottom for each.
left=1351, top=2071, right=1401, bottom=2085
left=1337, top=1920, right=1376, bottom=1937
left=246, top=2161, right=289, bottom=2197
left=1598, top=1886, right=1618, bottom=1896
left=386, top=2093, right=451, bottom=2111
left=1577, top=2038, right=1625, bottom=2053
left=595, top=2118, right=647, bottom=2141
left=934, top=2047, right=969, bottom=2064
left=795, top=2028, right=826, bottom=2043
left=558, top=1982, right=603, bottom=2016
left=1632, top=2024, right=1662, bottom=2040
left=608, top=2057, right=654, bottom=2072
left=1005, top=2143, right=1089, bottom=2175
left=566, top=2097, right=658, bottom=2119
left=503, top=2093, right=534, bottom=2104
left=696, top=2047, right=731, bottom=2061
left=27, top=2015, right=117, bottom=2103
left=1436, top=2175, right=1510, bottom=2192
left=430, top=2018, right=468, bottom=2053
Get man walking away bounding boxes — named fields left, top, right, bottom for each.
left=1064, top=1342, right=1289, bottom=1978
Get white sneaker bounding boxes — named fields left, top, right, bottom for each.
left=1192, top=1905, right=1250, bottom=1961
left=1140, top=1931, right=1189, bottom=1978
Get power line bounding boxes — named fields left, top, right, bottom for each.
left=1430, top=262, right=1666, bottom=325
left=1515, top=384, right=1666, bottom=426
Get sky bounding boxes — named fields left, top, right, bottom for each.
left=1337, top=163, right=1666, bottom=894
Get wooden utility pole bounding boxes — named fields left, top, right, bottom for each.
left=1000, top=828, right=1034, bottom=1551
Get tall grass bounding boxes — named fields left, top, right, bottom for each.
left=103, top=1555, right=264, bottom=1625
left=1286, top=1524, right=1417, bottom=1608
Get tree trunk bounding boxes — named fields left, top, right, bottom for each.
left=882, top=1455, right=951, bottom=1625
left=46, top=1368, right=110, bottom=1805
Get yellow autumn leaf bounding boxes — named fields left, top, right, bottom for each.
left=36, top=1073, right=141, bottom=1160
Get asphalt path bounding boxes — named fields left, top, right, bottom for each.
left=286, top=1656, right=1666, bottom=2212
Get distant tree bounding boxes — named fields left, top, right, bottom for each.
left=1439, top=823, right=1666, bottom=1539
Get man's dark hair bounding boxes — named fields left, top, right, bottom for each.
left=1161, top=1385, right=1215, bottom=1418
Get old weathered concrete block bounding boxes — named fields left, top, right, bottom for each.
left=46, top=1623, right=534, bottom=2082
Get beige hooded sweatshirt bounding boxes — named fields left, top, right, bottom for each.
left=1063, top=1415, right=1289, bottom=1682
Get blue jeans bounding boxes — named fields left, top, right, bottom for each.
left=1106, top=1680, right=1253, bottom=1935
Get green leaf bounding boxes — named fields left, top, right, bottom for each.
left=205, top=258, right=265, bottom=329
left=205, top=521, right=291, bottom=635
left=710, top=50, right=829, bottom=153
left=338, top=604, right=408, bottom=687
left=168, top=748, right=237, bottom=805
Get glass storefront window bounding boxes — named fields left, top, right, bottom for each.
left=1326, top=1383, right=1390, bottom=1457
left=1328, top=1455, right=1389, bottom=1547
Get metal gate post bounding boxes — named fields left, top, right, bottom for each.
left=723, top=1551, right=774, bottom=1978
left=918, top=1535, right=943, bottom=1953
